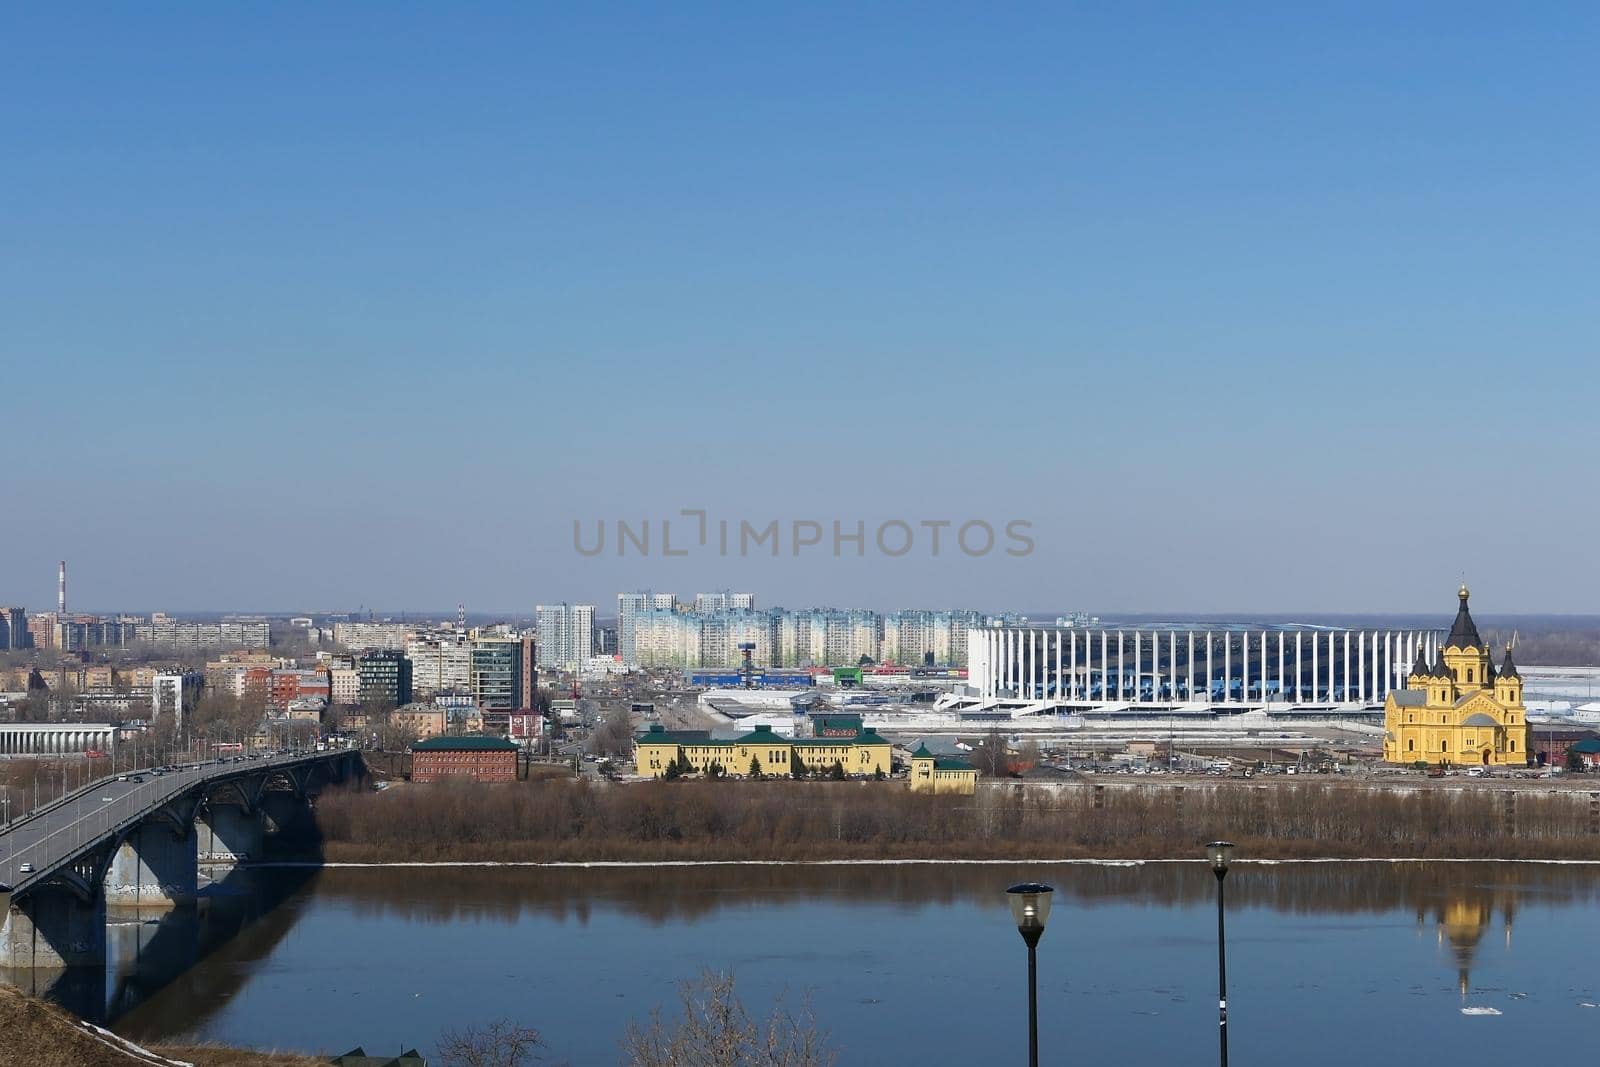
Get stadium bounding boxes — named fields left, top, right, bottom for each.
left=951, top=624, right=1442, bottom=724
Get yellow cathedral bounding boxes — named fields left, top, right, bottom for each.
left=1383, top=587, right=1530, bottom=767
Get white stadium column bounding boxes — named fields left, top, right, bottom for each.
left=1205, top=631, right=1214, bottom=701
left=1258, top=631, right=1267, bottom=699
left=1343, top=633, right=1351, bottom=702
left=1133, top=631, right=1142, bottom=702
left=1328, top=633, right=1336, bottom=702
left=1187, top=631, right=1195, bottom=700
left=1070, top=631, right=1078, bottom=699
left=1295, top=632, right=1304, bottom=702
left=1224, top=635, right=1232, bottom=703
left=1053, top=631, right=1062, bottom=701
left=1117, top=631, right=1125, bottom=701
left=1240, top=632, right=1249, bottom=703
left=1312, top=634, right=1320, bottom=701
left=1100, top=630, right=1108, bottom=699
left=1277, top=632, right=1286, bottom=702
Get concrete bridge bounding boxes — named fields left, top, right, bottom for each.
left=0, top=748, right=362, bottom=969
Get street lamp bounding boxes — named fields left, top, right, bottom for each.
left=1206, top=841, right=1234, bottom=1066
left=1006, top=882, right=1054, bottom=1067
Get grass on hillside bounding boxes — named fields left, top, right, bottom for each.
left=0, top=984, right=323, bottom=1067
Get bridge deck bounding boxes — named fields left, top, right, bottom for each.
left=0, top=750, right=348, bottom=897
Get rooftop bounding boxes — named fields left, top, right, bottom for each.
left=410, top=735, right=518, bottom=752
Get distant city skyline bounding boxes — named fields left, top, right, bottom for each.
left=6, top=5, right=1597, bottom=614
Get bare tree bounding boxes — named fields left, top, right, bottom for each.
left=972, top=725, right=1012, bottom=777
left=437, top=1019, right=546, bottom=1067
left=622, top=969, right=836, bottom=1067
left=594, top=705, right=636, bottom=758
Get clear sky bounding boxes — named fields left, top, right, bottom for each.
left=4, top=3, right=1596, bottom=616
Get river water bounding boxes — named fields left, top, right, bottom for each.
left=29, top=861, right=1600, bottom=1063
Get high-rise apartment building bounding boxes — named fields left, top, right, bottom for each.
left=406, top=631, right=473, bottom=696
left=0, top=607, right=28, bottom=651
left=693, top=592, right=756, bottom=614
left=536, top=603, right=594, bottom=669
left=617, top=591, right=678, bottom=665
left=881, top=610, right=982, bottom=667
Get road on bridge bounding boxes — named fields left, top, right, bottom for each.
left=0, top=749, right=347, bottom=897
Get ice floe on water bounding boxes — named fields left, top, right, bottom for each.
left=1460, top=1006, right=1502, bottom=1016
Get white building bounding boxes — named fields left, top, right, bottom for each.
left=330, top=666, right=361, bottom=705
left=152, top=672, right=200, bottom=727
left=536, top=603, right=595, bottom=669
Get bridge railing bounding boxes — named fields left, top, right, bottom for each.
left=0, top=750, right=347, bottom=896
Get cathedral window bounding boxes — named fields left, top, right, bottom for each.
left=1467, top=669, right=1474, bottom=683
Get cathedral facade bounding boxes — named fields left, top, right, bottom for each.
left=1382, top=587, right=1530, bottom=767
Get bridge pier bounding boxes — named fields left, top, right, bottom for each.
left=105, top=823, right=198, bottom=908
left=1, top=889, right=106, bottom=969
left=199, top=804, right=262, bottom=867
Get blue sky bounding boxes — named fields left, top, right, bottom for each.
left=4, top=3, right=1596, bottom=615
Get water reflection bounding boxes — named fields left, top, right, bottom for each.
left=298, top=859, right=1600, bottom=928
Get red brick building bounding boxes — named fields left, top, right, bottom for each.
left=410, top=735, right=519, bottom=783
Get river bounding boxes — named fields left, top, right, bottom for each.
left=22, top=861, right=1600, bottom=1063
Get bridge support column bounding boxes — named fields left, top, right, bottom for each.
left=105, top=823, right=198, bottom=908
left=1, top=889, right=106, bottom=968
left=199, top=804, right=262, bottom=867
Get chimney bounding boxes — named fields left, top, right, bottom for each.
left=58, top=560, right=67, bottom=615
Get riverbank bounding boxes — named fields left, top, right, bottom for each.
left=312, top=777, right=1600, bottom=864
left=0, top=984, right=320, bottom=1067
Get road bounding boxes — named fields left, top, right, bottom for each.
left=0, top=749, right=346, bottom=897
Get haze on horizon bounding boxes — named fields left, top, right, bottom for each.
left=5, top=4, right=1596, bottom=616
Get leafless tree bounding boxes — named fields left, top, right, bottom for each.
left=972, top=725, right=1011, bottom=777
left=622, top=968, right=836, bottom=1067
left=594, top=706, right=636, bottom=758
left=436, top=1019, right=546, bottom=1066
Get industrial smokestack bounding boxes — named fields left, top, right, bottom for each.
left=58, top=560, right=66, bottom=615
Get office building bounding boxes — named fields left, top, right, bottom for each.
left=356, top=650, right=413, bottom=708
left=471, top=635, right=538, bottom=712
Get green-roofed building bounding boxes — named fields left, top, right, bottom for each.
left=634, top=721, right=892, bottom=779
left=909, top=744, right=978, bottom=795
left=410, top=734, right=518, bottom=783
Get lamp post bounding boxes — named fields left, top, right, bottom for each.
left=1006, top=882, right=1054, bottom=1067
left=1206, top=841, right=1234, bottom=1066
